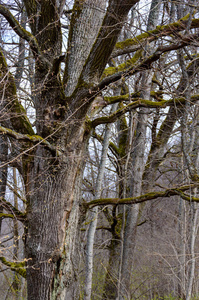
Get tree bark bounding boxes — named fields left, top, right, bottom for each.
left=25, top=141, right=87, bottom=300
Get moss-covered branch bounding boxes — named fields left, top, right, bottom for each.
left=87, top=184, right=199, bottom=208
left=99, top=33, right=199, bottom=89
left=102, top=49, right=142, bottom=78
left=104, top=90, right=164, bottom=105
left=0, top=125, right=61, bottom=156
left=112, top=14, right=199, bottom=58
left=0, top=48, right=34, bottom=136
left=91, top=94, right=199, bottom=127
left=0, top=5, right=49, bottom=69
left=0, top=197, right=25, bottom=222
left=0, top=257, right=26, bottom=278
left=0, top=213, right=16, bottom=220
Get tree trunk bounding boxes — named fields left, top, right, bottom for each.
left=119, top=106, right=148, bottom=300
left=186, top=112, right=199, bottom=300
left=103, top=230, right=121, bottom=300
left=25, top=136, right=87, bottom=299
left=84, top=103, right=118, bottom=300
left=178, top=196, right=186, bottom=299
left=186, top=201, right=199, bottom=300
left=0, top=134, right=8, bottom=234
left=118, top=1, right=161, bottom=296
left=12, top=168, right=21, bottom=300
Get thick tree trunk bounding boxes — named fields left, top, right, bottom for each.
left=25, top=135, right=87, bottom=299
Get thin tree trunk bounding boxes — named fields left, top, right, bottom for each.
left=0, top=135, right=8, bottom=234
left=119, top=2, right=161, bottom=297
left=0, top=25, right=8, bottom=232
left=186, top=118, right=199, bottom=300
left=15, top=8, right=26, bottom=90
left=186, top=201, right=199, bottom=300
left=178, top=196, right=186, bottom=299
left=12, top=168, right=21, bottom=300
left=102, top=115, right=128, bottom=299
left=117, top=111, right=135, bottom=299
left=84, top=102, right=118, bottom=300
left=119, top=70, right=154, bottom=300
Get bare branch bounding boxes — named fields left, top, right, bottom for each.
left=0, top=5, right=50, bottom=69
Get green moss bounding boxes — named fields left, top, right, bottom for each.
left=0, top=213, right=14, bottom=219
left=114, top=213, right=123, bottom=236
left=102, top=50, right=143, bottom=78
left=14, top=102, right=35, bottom=135
left=115, top=14, right=191, bottom=50
left=0, top=48, right=34, bottom=135
left=85, top=118, right=92, bottom=133
left=140, top=99, right=167, bottom=107
left=0, top=257, right=26, bottom=278
left=109, top=141, right=120, bottom=155
left=116, top=33, right=150, bottom=49
left=0, top=50, right=8, bottom=73
left=115, top=14, right=192, bottom=56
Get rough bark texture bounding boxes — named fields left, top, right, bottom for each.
left=64, top=0, right=107, bottom=96
left=25, top=143, right=86, bottom=300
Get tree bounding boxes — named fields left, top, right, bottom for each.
left=0, top=0, right=140, bottom=299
